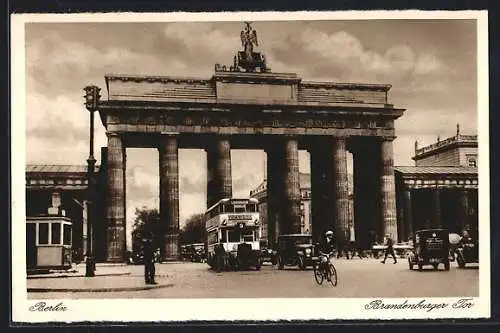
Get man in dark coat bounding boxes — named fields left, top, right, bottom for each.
left=381, top=234, right=397, bottom=264
left=142, top=231, right=156, bottom=284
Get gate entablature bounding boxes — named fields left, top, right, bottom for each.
left=103, top=71, right=394, bottom=108
left=99, top=70, right=403, bottom=140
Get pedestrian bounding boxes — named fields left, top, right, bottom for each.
left=381, top=234, right=397, bottom=264
left=142, top=231, right=156, bottom=285
left=381, top=234, right=398, bottom=264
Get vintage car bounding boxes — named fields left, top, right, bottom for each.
left=227, top=242, right=261, bottom=270
left=455, top=235, right=479, bottom=268
left=408, top=229, right=451, bottom=271
left=275, top=234, right=318, bottom=270
left=189, top=243, right=207, bottom=263
left=260, top=247, right=276, bottom=264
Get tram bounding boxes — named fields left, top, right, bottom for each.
left=26, top=216, right=73, bottom=271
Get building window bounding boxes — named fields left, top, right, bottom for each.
left=468, top=159, right=477, bottom=167
left=39, top=223, right=49, bottom=245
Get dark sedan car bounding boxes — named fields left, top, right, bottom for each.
left=275, top=234, right=318, bottom=270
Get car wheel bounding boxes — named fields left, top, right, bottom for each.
left=298, top=257, right=305, bottom=270
left=457, top=256, right=465, bottom=268
left=278, top=256, right=284, bottom=270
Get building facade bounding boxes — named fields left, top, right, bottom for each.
left=394, top=125, right=478, bottom=242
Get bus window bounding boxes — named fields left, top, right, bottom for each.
left=242, top=229, right=254, bottom=242
left=234, top=205, right=246, bottom=213
left=39, top=223, right=49, bottom=245
left=223, top=204, right=234, bottom=213
left=207, top=231, right=217, bottom=245
left=221, top=229, right=227, bottom=242
left=51, top=223, right=61, bottom=245
left=228, top=229, right=240, bottom=242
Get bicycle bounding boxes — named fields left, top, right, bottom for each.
left=313, top=252, right=338, bottom=287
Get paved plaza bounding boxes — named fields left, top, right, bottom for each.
left=28, top=258, right=479, bottom=299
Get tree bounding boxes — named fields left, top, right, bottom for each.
left=179, top=213, right=206, bottom=245
left=131, top=207, right=163, bottom=257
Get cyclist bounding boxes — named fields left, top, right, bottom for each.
left=317, top=230, right=336, bottom=278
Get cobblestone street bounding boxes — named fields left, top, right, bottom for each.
left=28, top=258, right=479, bottom=299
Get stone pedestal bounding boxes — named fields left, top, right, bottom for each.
left=380, top=140, right=398, bottom=239
left=333, top=138, right=349, bottom=244
left=106, top=133, right=126, bottom=262
left=159, top=135, right=180, bottom=260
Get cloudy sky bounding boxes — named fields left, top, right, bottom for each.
left=25, top=19, right=478, bottom=241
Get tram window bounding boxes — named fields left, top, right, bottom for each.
left=39, top=223, right=49, bottom=245
left=246, top=204, right=257, bottom=212
left=228, top=229, right=240, bottom=242
left=63, top=224, right=71, bottom=245
left=51, top=223, right=61, bottom=244
left=221, top=229, right=227, bottom=242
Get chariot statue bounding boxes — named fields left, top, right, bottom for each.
left=240, top=22, right=259, bottom=62
left=235, top=22, right=268, bottom=73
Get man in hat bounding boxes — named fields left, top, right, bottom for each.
left=142, top=229, right=156, bottom=284
left=381, top=233, right=397, bottom=264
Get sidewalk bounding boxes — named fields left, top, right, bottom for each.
left=28, top=263, right=131, bottom=279
left=27, top=275, right=173, bottom=293
left=27, top=263, right=173, bottom=292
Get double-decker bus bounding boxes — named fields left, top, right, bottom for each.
left=205, top=198, right=261, bottom=271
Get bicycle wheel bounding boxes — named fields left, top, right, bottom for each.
left=328, top=263, right=338, bottom=287
left=313, top=263, right=324, bottom=285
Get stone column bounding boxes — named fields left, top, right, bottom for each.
left=433, top=188, right=442, bottom=229
left=404, top=189, right=413, bottom=239
left=122, top=145, right=127, bottom=251
left=206, top=137, right=232, bottom=208
left=332, top=137, right=349, bottom=244
left=352, top=140, right=381, bottom=246
left=266, top=145, right=283, bottom=247
left=380, top=140, right=398, bottom=240
left=282, top=138, right=301, bottom=234
left=159, top=135, right=180, bottom=261
left=459, top=189, right=469, bottom=232
left=310, top=142, right=334, bottom=242
left=106, top=133, right=126, bottom=262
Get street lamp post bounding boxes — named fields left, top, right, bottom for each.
left=84, top=85, right=101, bottom=277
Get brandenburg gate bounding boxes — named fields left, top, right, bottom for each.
left=88, top=23, right=405, bottom=262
